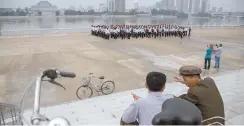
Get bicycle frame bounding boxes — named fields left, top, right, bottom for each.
left=89, top=85, right=102, bottom=92
left=87, top=74, right=104, bottom=93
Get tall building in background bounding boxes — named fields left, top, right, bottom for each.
left=193, top=0, right=200, bottom=13
left=211, top=7, right=217, bottom=13
left=176, top=0, right=188, bottom=13
left=114, top=0, right=126, bottom=12
left=108, top=0, right=115, bottom=12
left=157, top=0, right=164, bottom=9
left=164, top=0, right=169, bottom=10
left=134, top=0, right=139, bottom=10
left=207, top=2, right=210, bottom=12
left=218, top=7, right=223, bottom=13
left=189, top=0, right=193, bottom=13
left=176, top=0, right=183, bottom=12
left=168, top=0, right=175, bottom=10
left=183, top=0, right=189, bottom=13
left=201, top=0, right=208, bottom=13
left=234, top=0, right=243, bottom=12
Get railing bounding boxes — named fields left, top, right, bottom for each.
left=0, top=103, right=22, bottom=125
left=0, top=25, right=243, bottom=36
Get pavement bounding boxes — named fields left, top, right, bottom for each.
left=22, top=69, right=244, bottom=125
left=0, top=28, right=244, bottom=109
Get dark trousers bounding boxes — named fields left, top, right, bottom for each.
left=204, top=58, right=211, bottom=69
left=120, top=118, right=139, bottom=125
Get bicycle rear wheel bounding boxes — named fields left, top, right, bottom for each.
left=101, top=81, right=115, bottom=95
left=76, top=86, right=93, bottom=99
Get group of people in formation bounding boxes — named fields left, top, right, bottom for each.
left=91, top=24, right=192, bottom=40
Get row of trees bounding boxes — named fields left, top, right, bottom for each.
left=151, top=9, right=188, bottom=17
left=151, top=8, right=213, bottom=17
left=63, top=9, right=148, bottom=16
left=0, top=8, right=29, bottom=16
left=0, top=7, right=213, bottom=17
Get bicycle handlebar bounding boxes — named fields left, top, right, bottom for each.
left=31, top=69, right=76, bottom=125
left=58, top=71, right=76, bottom=78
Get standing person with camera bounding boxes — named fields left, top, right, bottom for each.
left=214, top=44, right=223, bottom=69
left=204, top=44, right=214, bottom=70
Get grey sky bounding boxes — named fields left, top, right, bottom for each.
left=1, top=0, right=243, bottom=12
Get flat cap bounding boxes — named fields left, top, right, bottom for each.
left=179, top=65, right=202, bottom=75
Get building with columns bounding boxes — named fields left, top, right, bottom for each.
left=30, top=1, right=58, bottom=16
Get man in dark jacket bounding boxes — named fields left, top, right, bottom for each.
left=174, top=65, right=225, bottom=125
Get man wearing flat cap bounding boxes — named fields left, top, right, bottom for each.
left=174, top=65, right=225, bottom=125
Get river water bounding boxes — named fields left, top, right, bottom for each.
left=0, top=16, right=244, bottom=36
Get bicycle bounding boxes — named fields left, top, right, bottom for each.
left=76, top=73, right=115, bottom=99
left=17, top=69, right=76, bottom=125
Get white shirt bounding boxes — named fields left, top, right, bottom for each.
left=122, top=92, right=174, bottom=125
left=134, top=29, right=138, bottom=33
left=116, top=28, right=120, bottom=33
left=215, top=47, right=223, bottom=58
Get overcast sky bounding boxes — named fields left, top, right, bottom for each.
left=1, top=0, right=243, bottom=12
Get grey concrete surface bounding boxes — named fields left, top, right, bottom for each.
left=22, top=69, right=244, bottom=125
left=0, top=28, right=244, bottom=108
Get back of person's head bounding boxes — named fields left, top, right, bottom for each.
left=152, top=98, right=202, bottom=125
left=209, top=44, right=214, bottom=49
left=146, top=72, right=166, bottom=92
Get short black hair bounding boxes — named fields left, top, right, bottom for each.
left=146, top=72, right=166, bottom=92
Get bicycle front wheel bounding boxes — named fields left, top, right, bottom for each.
left=76, top=86, right=93, bottom=99
left=101, top=81, right=115, bottom=95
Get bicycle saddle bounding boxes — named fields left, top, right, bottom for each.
left=152, top=98, right=202, bottom=125
left=99, top=76, right=105, bottom=79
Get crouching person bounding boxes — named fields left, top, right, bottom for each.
left=120, top=72, right=173, bottom=125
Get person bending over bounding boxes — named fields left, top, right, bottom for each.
left=120, top=72, right=173, bottom=125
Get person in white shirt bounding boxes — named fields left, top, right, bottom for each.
left=184, top=27, right=188, bottom=36
left=121, top=72, right=173, bottom=125
left=142, top=28, right=145, bottom=38
left=105, top=28, right=110, bottom=40
left=214, top=44, right=223, bottom=68
left=134, top=28, right=139, bottom=39
left=126, top=28, right=131, bottom=39
left=148, top=27, right=152, bottom=38
left=165, top=28, right=168, bottom=37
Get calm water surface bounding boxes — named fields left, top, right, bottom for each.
left=0, top=16, right=243, bottom=35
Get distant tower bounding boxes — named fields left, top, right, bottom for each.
left=168, top=0, right=175, bottom=10
left=201, top=0, right=208, bottom=13
left=189, top=0, right=193, bottom=13
left=134, top=0, right=139, bottom=10
left=193, top=0, right=200, bottom=13
left=114, top=0, right=126, bottom=12
left=108, top=0, right=115, bottom=12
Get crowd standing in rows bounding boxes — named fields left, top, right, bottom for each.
left=91, top=25, right=192, bottom=40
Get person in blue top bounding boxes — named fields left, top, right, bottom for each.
left=205, top=44, right=213, bottom=70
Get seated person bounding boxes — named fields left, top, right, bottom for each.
left=152, top=98, right=202, bottom=125
left=174, top=65, right=225, bottom=125
left=120, top=72, right=173, bottom=125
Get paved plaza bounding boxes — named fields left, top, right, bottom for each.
left=0, top=28, right=244, bottom=110
left=23, top=69, right=244, bottom=125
